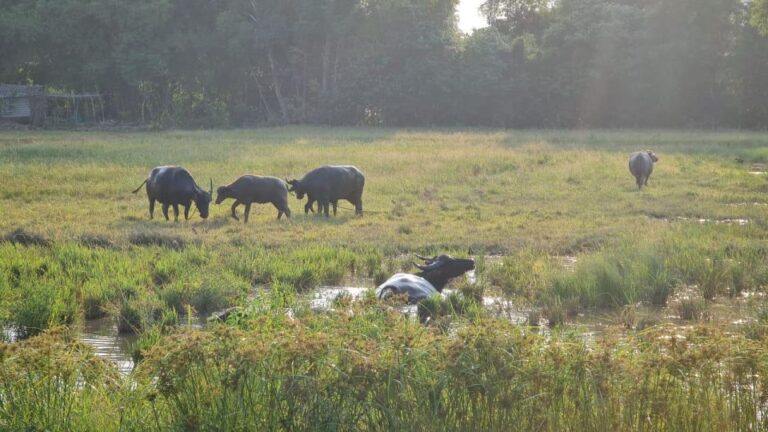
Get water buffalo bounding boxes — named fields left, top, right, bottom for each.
left=628, top=150, right=659, bottom=190
left=215, top=175, right=291, bottom=222
left=132, top=166, right=212, bottom=220
left=375, top=254, right=476, bottom=303
left=287, top=165, right=364, bottom=217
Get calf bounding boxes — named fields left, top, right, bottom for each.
left=215, top=175, right=291, bottom=222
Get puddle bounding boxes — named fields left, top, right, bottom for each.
left=675, top=217, right=750, bottom=226
left=748, top=164, right=766, bottom=175
left=4, top=276, right=763, bottom=374
left=310, top=286, right=370, bottom=310
left=3, top=314, right=208, bottom=375
left=555, top=255, right=578, bottom=270
left=79, top=317, right=138, bottom=374
left=726, top=202, right=768, bottom=207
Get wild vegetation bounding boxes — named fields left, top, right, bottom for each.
left=2, top=127, right=768, bottom=430
left=1, top=0, right=768, bottom=128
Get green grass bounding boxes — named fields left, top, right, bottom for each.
left=2, top=127, right=768, bottom=252
left=3, top=127, right=768, bottom=430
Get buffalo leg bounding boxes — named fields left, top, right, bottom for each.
left=230, top=201, right=240, bottom=221
left=304, top=199, right=315, bottom=214
left=172, top=204, right=180, bottom=221
left=332, top=201, right=338, bottom=216
left=275, top=203, right=291, bottom=219
left=162, top=203, right=170, bottom=221
left=243, top=203, right=252, bottom=223
left=320, top=199, right=330, bottom=217
left=149, top=198, right=156, bottom=220
left=354, top=198, right=363, bottom=216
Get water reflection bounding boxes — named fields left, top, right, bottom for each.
left=79, top=317, right=137, bottom=374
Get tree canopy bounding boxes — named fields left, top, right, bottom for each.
left=1, top=0, right=766, bottom=128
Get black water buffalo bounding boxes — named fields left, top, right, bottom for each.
left=287, top=165, right=365, bottom=217
left=132, top=166, right=212, bottom=220
left=375, top=254, right=476, bottom=303
left=629, top=150, right=659, bottom=190
left=215, top=175, right=291, bottom=222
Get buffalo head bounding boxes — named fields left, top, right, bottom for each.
left=646, top=150, right=659, bottom=162
left=215, top=186, right=229, bottom=205
left=286, top=179, right=305, bottom=199
left=195, top=179, right=213, bottom=219
left=414, top=254, right=475, bottom=291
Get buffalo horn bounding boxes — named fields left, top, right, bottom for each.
left=415, top=254, right=437, bottom=262
left=415, top=260, right=442, bottom=271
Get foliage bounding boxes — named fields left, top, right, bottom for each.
left=1, top=0, right=767, bottom=128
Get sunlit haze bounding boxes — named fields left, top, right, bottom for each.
left=457, top=0, right=488, bottom=33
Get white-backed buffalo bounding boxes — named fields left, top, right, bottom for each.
left=287, top=165, right=365, bottom=217
left=375, top=254, right=475, bottom=303
left=132, top=166, right=212, bottom=221
left=215, top=175, right=291, bottom=222
left=628, top=150, right=659, bottom=190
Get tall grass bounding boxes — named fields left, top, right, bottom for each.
left=2, top=129, right=768, bottom=429
left=3, top=311, right=765, bottom=431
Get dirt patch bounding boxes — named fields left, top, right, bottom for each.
left=78, top=234, right=115, bottom=249
left=2, top=228, right=50, bottom=246
left=129, top=231, right=186, bottom=250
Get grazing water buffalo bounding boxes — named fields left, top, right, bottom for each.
left=629, top=150, right=659, bottom=190
left=132, top=166, right=212, bottom=220
left=375, top=254, right=476, bottom=303
left=215, top=175, right=291, bottom=222
left=287, top=165, right=365, bottom=217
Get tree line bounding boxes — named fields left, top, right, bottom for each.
left=1, top=0, right=767, bottom=128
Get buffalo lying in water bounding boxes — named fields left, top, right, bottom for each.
left=215, top=175, right=291, bottom=222
left=375, top=254, right=475, bottom=303
left=133, top=166, right=212, bottom=220
left=287, top=165, right=365, bottom=217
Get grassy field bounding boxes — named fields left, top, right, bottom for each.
left=1, top=127, right=767, bottom=251
left=2, top=127, right=768, bottom=430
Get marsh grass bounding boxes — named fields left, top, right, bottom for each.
left=5, top=309, right=767, bottom=431
left=675, top=298, right=710, bottom=321
left=2, top=128, right=768, bottom=429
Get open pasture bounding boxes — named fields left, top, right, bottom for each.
left=2, top=127, right=768, bottom=251
left=3, top=127, right=768, bottom=431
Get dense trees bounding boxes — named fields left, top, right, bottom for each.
left=0, top=0, right=766, bottom=128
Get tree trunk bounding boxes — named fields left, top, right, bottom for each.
left=322, top=39, right=331, bottom=94
left=268, top=47, right=289, bottom=123
left=254, top=73, right=275, bottom=121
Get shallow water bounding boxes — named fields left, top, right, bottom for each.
left=5, top=274, right=762, bottom=374
left=79, top=317, right=137, bottom=374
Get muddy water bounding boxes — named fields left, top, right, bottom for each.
left=7, top=263, right=759, bottom=375
left=4, top=314, right=208, bottom=375
left=79, top=317, right=138, bottom=374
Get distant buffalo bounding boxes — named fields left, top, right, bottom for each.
left=628, top=150, right=659, bottom=190
left=215, top=175, right=291, bottom=222
left=375, top=254, right=475, bottom=303
left=133, top=166, right=212, bottom=220
left=287, top=165, right=365, bottom=217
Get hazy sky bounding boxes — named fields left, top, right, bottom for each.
left=457, top=0, right=488, bottom=33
